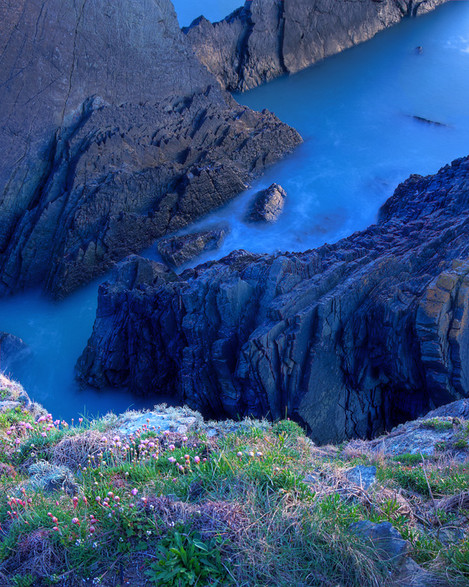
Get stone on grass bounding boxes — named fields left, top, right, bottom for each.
left=345, top=465, right=376, bottom=489
left=117, top=409, right=201, bottom=436
left=349, top=521, right=408, bottom=565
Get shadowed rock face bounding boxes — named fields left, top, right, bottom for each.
left=0, top=0, right=300, bottom=298
left=77, top=156, right=469, bottom=444
left=158, top=227, right=229, bottom=268
left=184, top=0, right=448, bottom=92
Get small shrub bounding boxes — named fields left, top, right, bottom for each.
left=422, top=418, right=453, bottom=431
left=145, top=531, right=227, bottom=586
left=273, top=419, right=306, bottom=438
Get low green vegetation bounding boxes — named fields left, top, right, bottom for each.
left=0, top=388, right=467, bottom=585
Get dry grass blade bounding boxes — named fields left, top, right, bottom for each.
left=435, top=491, right=469, bottom=513
left=52, top=429, right=107, bottom=470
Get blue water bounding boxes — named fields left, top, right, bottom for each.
left=1, top=1, right=469, bottom=420
left=172, top=0, right=242, bottom=26
left=171, top=1, right=469, bottom=264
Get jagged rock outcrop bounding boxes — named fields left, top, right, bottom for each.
left=77, top=156, right=469, bottom=444
left=244, top=183, right=287, bottom=223
left=184, top=0, right=448, bottom=92
left=0, top=0, right=300, bottom=298
left=157, top=226, right=228, bottom=268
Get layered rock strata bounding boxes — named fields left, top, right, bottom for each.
left=0, top=0, right=300, bottom=298
left=77, top=156, right=469, bottom=443
left=184, top=0, right=448, bottom=92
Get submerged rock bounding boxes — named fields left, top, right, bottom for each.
left=184, top=0, right=448, bottom=92
left=0, top=0, right=300, bottom=298
left=244, top=184, right=287, bottom=223
left=77, top=156, right=469, bottom=443
left=158, top=227, right=229, bottom=268
left=0, top=333, right=30, bottom=374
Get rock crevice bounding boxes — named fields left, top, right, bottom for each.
left=77, top=156, right=469, bottom=444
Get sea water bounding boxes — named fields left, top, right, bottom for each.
left=172, top=0, right=242, bottom=26
left=172, top=1, right=469, bottom=264
left=1, top=1, right=468, bottom=420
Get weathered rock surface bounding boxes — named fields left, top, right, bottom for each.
left=184, top=0, right=448, bottom=92
left=346, top=398, right=469, bottom=458
left=0, top=333, right=30, bottom=374
left=157, top=226, right=229, bottom=268
left=0, top=0, right=300, bottom=298
left=244, top=183, right=286, bottom=223
left=0, top=373, right=45, bottom=416
left=345, top=465, right=377, bottom=490
left=349, top=521, right=408, bottom=564
left=77, top=156, right=469, bottom=443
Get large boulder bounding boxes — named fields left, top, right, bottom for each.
left=184, top=0, right=448, bottom=92
left=0, top=0, right=301, bottom=298
left=244, top=184, right=287, bottom=223
left=76, top=156, right=469, bottom=444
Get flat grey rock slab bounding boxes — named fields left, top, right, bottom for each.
left=345, top=465, right=377, bottom=489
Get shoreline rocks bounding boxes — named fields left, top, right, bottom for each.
left=0, top=0, right=301, bottom=299
left=157, top=226, right=229, bottom=268
left=184, top=0, right=448, bottom=92
left=76, top=155, right=469, bottom=444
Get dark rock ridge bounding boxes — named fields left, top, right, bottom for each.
left=77, top=156, right=469, bottom=444
left=244, top=183, right=287, bottom=223
left=184, top=0, right=448, bottom=92
left=0, top=0, right=300, bottom=298
left=157, top=227, right=229, bottom=268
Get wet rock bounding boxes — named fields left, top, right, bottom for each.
left=158, top=227, right=229, bottom=268
left=244, top=184, right=287, bottom=223
left=184, top=0, right=448, bottom=92
left=412, top=115, right=448, bottom=127
left=0, top=0, right=301, bottom=298
left=349, top=521, right=408, bottom=565
left=77, top=156, right=469, bottom=443
left=0, top=333, right=30, bottom=374
left=345, top=466, right=376, bottom=489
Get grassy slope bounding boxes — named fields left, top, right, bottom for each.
left=0, top=375, right=467, bottom=586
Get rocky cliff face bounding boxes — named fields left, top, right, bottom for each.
left=184, top=0, right=448, bottom=92
left=0, top=0, right=300, bottom=298
left=77, top=156, right=469, bottom=444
